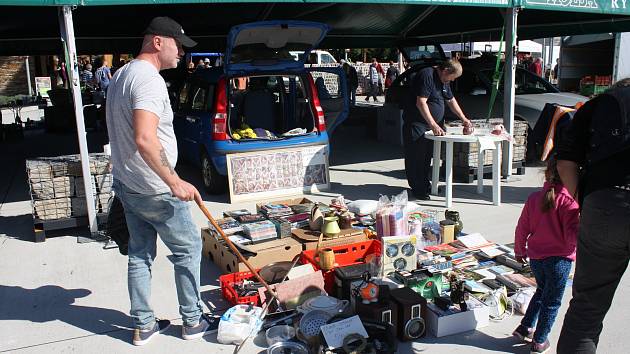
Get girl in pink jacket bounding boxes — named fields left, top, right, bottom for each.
left=512, top=158, right=580, bottom=354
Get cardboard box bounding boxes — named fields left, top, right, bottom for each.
left=425, top=302, right=489, bottom=338
left=292, top=227, right=368, bottom=250
left=255, top=197, right=314, bottom=214
left=201, top=228, right=303, bottom=274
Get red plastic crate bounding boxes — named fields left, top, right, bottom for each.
left=299, top=240, right=382, bottom=293
left=219, top=270, right=262, bottom=306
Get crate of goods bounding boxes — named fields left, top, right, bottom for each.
left=299, top=240, right=382, bottom=293
left=201, top=228, right=303, bottom=274
left=97, top=193, right=113, bottom=213
left=94, top=173, right=113, bottom=194
left=444, top=119, right=528, bottom=178
left=32, top=198, right=72, bottom=220
left=219, top=270, right=262, bottom=306
left=30, top=176, right=74, bottom=200
left=67, top=153, right=111, bottom=176
left=75, top=176, right=97, bottom=197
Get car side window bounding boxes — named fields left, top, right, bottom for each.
left=321, top=54, right=335, bottom=64
left=191, top=86, right=208, bottom=111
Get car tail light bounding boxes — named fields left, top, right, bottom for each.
left=213, top=77, right=228, bottom=141
left=307, top=75, right=326, bottom=132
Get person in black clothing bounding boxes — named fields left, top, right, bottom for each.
left=402, top=59, right=472, bottom=200
left=556, top=79, right=630, bottom=354
left=340, top=59, right=358, bottom=106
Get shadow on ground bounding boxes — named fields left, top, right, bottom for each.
left=0, top=285, right=131, bottom=351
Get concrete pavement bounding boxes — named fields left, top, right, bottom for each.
left=1, top=124, right=628, bottom=354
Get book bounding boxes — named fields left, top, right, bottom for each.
left=211, top=217, right=242, bottom=235
left=455, top=233, right=493, bottom=249
left=236, top=213, right=267, bottom=224
left=223, top=209, right=251, bottom=218
left=464, top=280, right=492, bottom=294
left=472, top=268, right=497, bottom=280
left=497, top=273, right=537, bottom=291
left=488, top=265, right=515, bottom=276
left=478, top=246, right=505, bottom=259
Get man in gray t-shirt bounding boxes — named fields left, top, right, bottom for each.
left=107, top=17, right=214, bottom=346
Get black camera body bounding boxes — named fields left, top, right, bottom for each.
left=390, top=287, right=428, bottom=341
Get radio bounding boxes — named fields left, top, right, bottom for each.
left=390, top=287, right=427, bottom=341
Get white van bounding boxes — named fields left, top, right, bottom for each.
left=290, top=50, right=337, bottom=65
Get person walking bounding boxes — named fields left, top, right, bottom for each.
left=555, top=79, right=630, bottom=354
left=95, top=58, right=113, bottom=93
left=529, top=57, right=543, bottom=77
left=340, top=59, right=358, bottom=106
left=365, top=58, right=381, bottom=102
left=512, top=157, right=579, bottom=354
left=106, top=16, right=214, bottom=346
left=402, top=59, right=472, bottom=200
left=385, top=60, right=399, bottom=89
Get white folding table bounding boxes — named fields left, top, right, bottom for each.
left=425, top=132, right=504, bottom=207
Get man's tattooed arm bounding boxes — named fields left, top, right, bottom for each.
left=160, top=148, right=175, bottom=175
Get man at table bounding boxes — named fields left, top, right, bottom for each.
left=402, top=59, right=472, bottom=200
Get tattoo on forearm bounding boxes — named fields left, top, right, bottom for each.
left=160, top=148, right=175, bottom=175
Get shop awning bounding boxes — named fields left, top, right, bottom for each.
left=1, top=1, right=630, bottom=55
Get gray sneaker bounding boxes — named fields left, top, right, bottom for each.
left=132, top=319, right=171, bottom=346
left=182, top=314, right=220, bottom=340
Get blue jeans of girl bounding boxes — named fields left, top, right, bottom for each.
left=521, top=256, right=572, bottom=343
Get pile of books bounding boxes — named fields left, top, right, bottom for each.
left=259, top=203, right=293, bottom=218
left=211, top=217, right=243, bottom=235
left=242, top=220, right=278, bottom=243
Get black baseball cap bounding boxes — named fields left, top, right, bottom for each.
left=143, top=17, right=197, bottom=48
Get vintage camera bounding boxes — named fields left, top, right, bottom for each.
left=390, top=287, right=427, bottom=341
left=356, top=284, right=399, bottom=334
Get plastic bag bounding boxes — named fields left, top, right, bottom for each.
left=347, top=200, right=379, bottom=215
left=217, top=304, right=264, bottom=345
left=511, top=287, right=536, bottom=315
left=375, top=190, right=408, bottom=237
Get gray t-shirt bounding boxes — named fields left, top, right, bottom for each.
left=106, top=59, right=177, bottom=194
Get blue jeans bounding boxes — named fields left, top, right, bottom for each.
left=521, top=256, right=572, bottom=343
left=113, top=179, right=203, bottom=329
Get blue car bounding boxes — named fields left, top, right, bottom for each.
left=168, top=21, right=349, bottom=194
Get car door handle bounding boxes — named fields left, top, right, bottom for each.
left=186, top=116, right=199, bottom=123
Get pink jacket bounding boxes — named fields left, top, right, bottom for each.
left=514, top=181, right=579, bottom=261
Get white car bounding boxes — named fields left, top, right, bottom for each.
left=290, top=50, right=337, bottom=65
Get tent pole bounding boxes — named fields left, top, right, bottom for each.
left=59, top=6, right=98, bottom=234
left=25, top=56, right=33, bottom=96
left=502, top=7, right=517, bottom=179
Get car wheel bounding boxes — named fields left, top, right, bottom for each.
left=201, top=152, right=227, bottom=194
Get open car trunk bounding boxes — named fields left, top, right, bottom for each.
left=227, top=74, right=317, bottom=141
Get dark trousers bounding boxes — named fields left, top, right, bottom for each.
left=403, top=124, right=433, bottom=197
left=366, top=82, right=378, bottom=101
left=557, top=188, right=630, bottom=354
left=522, top=257, right=572, bottom=344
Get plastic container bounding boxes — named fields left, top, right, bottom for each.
left=219, top=270, right=262, bottom=306
left=299, top=240, right=382, bottom=293
left=265, top=325, right=296, bottom=346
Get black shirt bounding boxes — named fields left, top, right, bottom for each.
left=555, top=94, right=630, bottom=203
left=402, top=66, right=453, bottom=127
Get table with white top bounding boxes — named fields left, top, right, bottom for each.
left=425, top=131, right=505, bottom=207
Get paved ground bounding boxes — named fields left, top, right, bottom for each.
left=1, top=120, right=628, bottom=354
